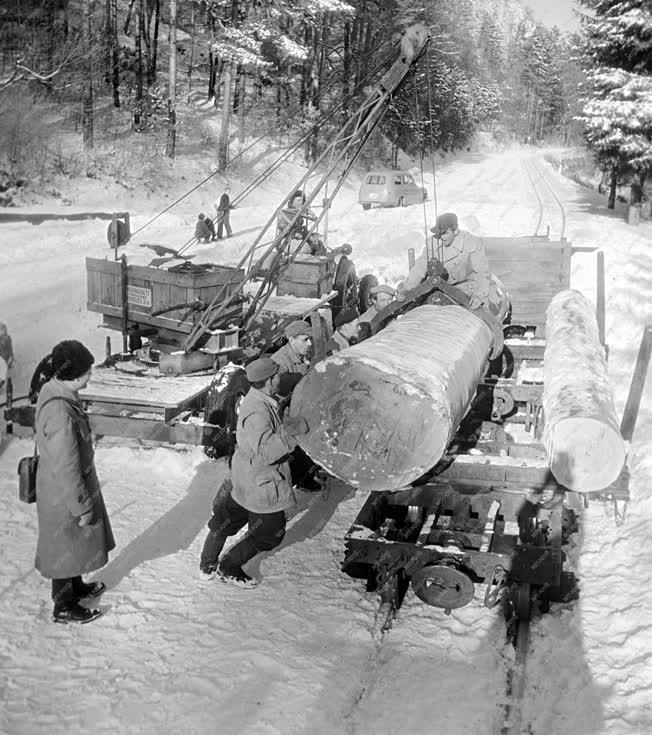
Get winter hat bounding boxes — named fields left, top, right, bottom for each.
left=285, top=320, right=312, bottom=339
left=246, top=357, right=279, bottom=383
left=369, top=284, right=396, bottom=297
left=51, top=340, right=95, bottom=381
left=198, top=213, right=205, bottom=219
left=430, top=212, right=458, bottom=238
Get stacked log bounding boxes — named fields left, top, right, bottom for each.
left=290, top=305, right=494, bottom=491
left=543, top=290, right=625, bottom=492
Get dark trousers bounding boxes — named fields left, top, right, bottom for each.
left=200, top=480, right=285, bottom=572
left=51, top=576, right=86, bottom=609
left=217, top=211, right=232, bottom=238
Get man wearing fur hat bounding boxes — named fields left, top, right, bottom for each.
left=398, top=212, right=502, bottom=313
left=335, top=284, right=396, bottom=347
left=199, top=357, right=309, bottom=587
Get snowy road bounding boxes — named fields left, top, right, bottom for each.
left=1, top=147, right=651, bottom=735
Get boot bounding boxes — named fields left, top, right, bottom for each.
left=77, top=581, right=106, bottom=600
left=217, top=564, right=258, bottom=589
left=53, top=603, right=103, bottom=624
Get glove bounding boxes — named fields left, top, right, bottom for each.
left=78, top=510, right=95, bottom=528
left=284, top=415, right=309, bottom=436
left=395, top=283, right=407, bottom=302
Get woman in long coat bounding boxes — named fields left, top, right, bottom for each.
left=34, top=340, right=115, bottom=624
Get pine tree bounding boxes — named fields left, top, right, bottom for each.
left=577, top=0, right=652, bottom=207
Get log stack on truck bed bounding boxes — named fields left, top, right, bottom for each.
left=290, top=305, right=495, bottom=491
left=543, top=289, right=626, bottom=492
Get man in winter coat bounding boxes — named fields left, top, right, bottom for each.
left=271, top=320, right=313, bottom=377
left=198, top=357, right=308, bottom=587
left=0, top=322, right=13, bottom=368
left=397, top=212, right=503, bottom=314
left=335, top=284, right=396, bottom=347
left=215, top=186, right=233, bottom=239
left=0, top=322, right=13, bottom=389
left=194, top=213, right=215, bottom=243
left=34, top=340, right=115, bottom=624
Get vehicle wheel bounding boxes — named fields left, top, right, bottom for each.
left=397, top=196, right=405, bottom=207
left=362, top=203, right=371, bottom=211
left=422, top=189, right=428, bottom=201
left=333, top=256, right=358, bottom=319
left=202, top=366, right=250, bottom=458
left=358, top=274, right=378, bottom=314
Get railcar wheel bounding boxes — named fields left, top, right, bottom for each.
left=357, top=274, right=378, bottom=314
left=333, top=257, right=358, bottom=318
left=411, top=564, right=475, bottom=609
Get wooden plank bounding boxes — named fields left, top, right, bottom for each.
left=87, top=413, right=205, bottom=444
left=81, top=368, right=214, bottom=408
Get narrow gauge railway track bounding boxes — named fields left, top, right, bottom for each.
left=522, top=157, right=567, bottom=241
left=366, top=590, right=535, bottom=735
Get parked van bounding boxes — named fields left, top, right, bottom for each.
left=358, top=170, right=427, bottom=210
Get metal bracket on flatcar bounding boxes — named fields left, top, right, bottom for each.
left=484, top=565, right=507, bottom=608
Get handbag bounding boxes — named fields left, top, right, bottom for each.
left=18, top=442, right=38, bottom=504
left=17, top=395, right=77, bottom=504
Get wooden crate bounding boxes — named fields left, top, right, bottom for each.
left=484, top=240, right=571, bottom=335
left=86, top=258, right=245, bottom=335
left=277, top=256, right=334, bottom=299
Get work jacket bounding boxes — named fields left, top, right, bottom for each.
left=231, top=388, right=297, bottom=513
left=217, top=193, right=230, bottom=212
left=405, top=230, right=498, bottom=307
left=34, top=379, right=115, bottom=579
left=271, top=342, right=310, bottom=376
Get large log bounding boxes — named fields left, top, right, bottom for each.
left=543, top=290, right=625, bottom=492
left=290, top=305, right=493, bottom=491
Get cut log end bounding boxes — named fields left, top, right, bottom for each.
left=294, top=359, right=450, bottom=492
left=548, top=417, right=626, bottom=492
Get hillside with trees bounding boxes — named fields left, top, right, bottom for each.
left=0, top=0, right=588, bottom=202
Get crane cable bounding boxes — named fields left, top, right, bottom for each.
left=130, top=39, right=398, bottom=246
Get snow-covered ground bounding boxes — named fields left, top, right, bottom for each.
left=1, top=147, right=651, bottom=735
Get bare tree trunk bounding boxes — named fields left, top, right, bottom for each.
left=82, top=0, right=94, bottom=149
left=166, top=0, right=177, bottom=157
left=208, top=50, right=216, bottom=99
left=608, top=166, right=618, bottom=209
left=104, top=0, right=112, bottom=84
left=218, top=60, right=234, bottom=170
left=213, top=57, right=225, bottom=108
left=149, top=0, right=160, bottom=84
left=111, top=0, right=120, bottom=106
left=186, top=0, right=196, bottom=103
left=342, top=19, right=351, bottom=121
left=299, top=24, right=311, bottom=108
left=134, top=0, right=143, bottom=128
left=237, top=68, right=246, bottom=142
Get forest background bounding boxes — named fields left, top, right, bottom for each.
left=0, top=0, right=649, bottom=209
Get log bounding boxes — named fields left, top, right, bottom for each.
left=543, top=290, right=625, bottom=492
left=290, top=305, right=493, bottom=491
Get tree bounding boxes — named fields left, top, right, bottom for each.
left=166, top=0, right=177, bottom=157
left=577, top=0, right=652, bottom=207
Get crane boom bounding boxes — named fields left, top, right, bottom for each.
left=183, top=25, right=431, bottom=353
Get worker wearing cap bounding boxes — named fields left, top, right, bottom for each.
left=271, top=320, right=313, bottom=376
left=337, top=284, right=396, bottom=346
left=199, top=357, right=309, bottom=587
left=399, top=212, right=500, bottom=312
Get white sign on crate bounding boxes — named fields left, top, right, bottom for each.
left=127, top=285, right=152, bottom=307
